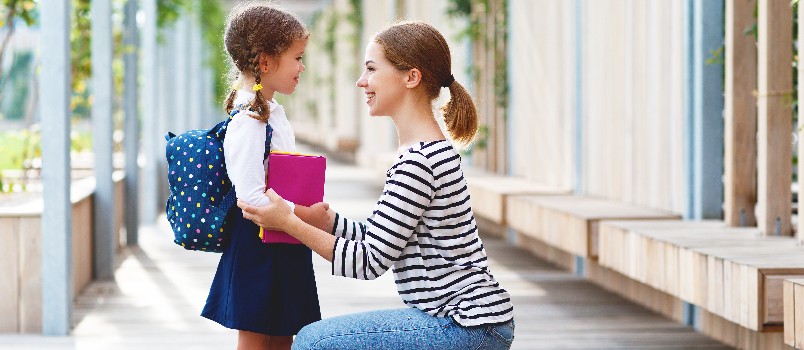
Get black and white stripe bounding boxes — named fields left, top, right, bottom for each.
left=331, top=140, right=514, bottom=327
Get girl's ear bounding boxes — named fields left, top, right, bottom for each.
left=258, top=52, right=276, bottom=73
left=404, top=68, right=422, bottom=89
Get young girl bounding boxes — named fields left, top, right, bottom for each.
left=238, top=21, right=515, bottom=349
left=201, top=3, right=328, bottom=350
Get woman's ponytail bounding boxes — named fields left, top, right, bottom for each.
left=441, top=81, right=478, bottom=146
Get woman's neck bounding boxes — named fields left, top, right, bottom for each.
left=391, top=96, right=446, bottom=154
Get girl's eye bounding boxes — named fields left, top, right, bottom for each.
left=367, top=67, right=375, bottom=72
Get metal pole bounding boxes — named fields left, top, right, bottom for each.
left=91, top=0, right=116, bottom=280
left=123, top=0, right=140, bottom=245
left=40, top=0, right=73, bottom=335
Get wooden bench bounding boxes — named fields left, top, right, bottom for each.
left=505, top=195, right=680, bottom=261
left=465, top=175, right=568, bottom=226
left=0, top=174, right=126, bottom=333
left=599, top=220, right=804, bottom=332
left=785, top=278, right=804, bottom=348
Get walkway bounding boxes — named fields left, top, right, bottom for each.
left=0, top=150, right=731, bottom=349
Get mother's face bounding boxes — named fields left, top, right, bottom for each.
left=355, top=41, right=407, bottom=117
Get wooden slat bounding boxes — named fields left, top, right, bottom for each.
left=797, top=282, right=804, bottom=349
left=799, top=0, right=804, bottom=244
left=756, top=0, right=793, bottom=236
left=785, top=278, right=804, bottom=349
left=784, top=278, right=796, bottom=347
left=0, top=218, right=20, bottom=332
left=700, top=307, right=786, bottom=350
left=466, top=175, right=568, bottom=225
left=598, top=220, right=804, bottom=332
left=18, top=217, right=41, bottom=333
left=72, top=197, right=93, bottom=299
left=724, top=0, right=757, bottom=228
left=507, top=195, right=680, bottom=259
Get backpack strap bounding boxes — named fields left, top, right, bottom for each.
left=227, top=108, right=273, bottom=160
left=218, top=111, right=273, bottom=213
left=263, top=123, right=273, bottom=160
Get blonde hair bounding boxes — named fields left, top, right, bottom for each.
left=374, top=21, right=478, bottom=145
left=222, top=1, right=309, bottom=122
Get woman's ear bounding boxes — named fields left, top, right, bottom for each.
left=404, top=68, right=422, bottom=89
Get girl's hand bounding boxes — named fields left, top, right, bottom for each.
left=238, top=189, right=294, bottom=231
left=307, top=202, right=334, bottom=233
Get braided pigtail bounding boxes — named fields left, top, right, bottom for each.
left=224, top=88, right=238, bottom=115
left=249, top=64, right=270, bottom=122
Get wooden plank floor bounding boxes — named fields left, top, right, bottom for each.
left=0, top=154, right=732, bottom=349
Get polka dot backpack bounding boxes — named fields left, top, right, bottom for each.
left=164, top=109, right=272, bottom=252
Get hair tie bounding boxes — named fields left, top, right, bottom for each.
left=253, top=83, right=263, bottom=92
left=442, top=74, right=455, bottom=88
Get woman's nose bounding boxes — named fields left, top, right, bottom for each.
left=356, top=74, right=366, bottom=87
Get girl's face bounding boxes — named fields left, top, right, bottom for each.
left=356, top=41, right=407, bottom=117
left=262, top=39, right=307, bottom=98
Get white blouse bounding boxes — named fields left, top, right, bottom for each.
left=223, top=89, right=296, bottom=210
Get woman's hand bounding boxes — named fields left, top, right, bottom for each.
left=238, top=189, right=294, bottom=231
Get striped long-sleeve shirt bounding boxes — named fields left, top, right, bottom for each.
left=331, top=140, right=514, bottom=327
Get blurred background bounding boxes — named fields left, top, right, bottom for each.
left=1, top=0, right=802, bottom=349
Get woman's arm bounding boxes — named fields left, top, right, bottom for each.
left=240, top=151, right=435, bottom=280
left=239, top=192, right=336, bottom=261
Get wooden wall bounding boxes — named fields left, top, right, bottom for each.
left=509, top=0, right=575, bottom=189
left=508, top=0, right=685, bottom=213
left=582, top=0, right=686, bottom=213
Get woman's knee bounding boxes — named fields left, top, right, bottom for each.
left=291, top=322, right=325, bottom=350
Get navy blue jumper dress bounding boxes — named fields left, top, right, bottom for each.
left=201, top=111, right=321, bottom=336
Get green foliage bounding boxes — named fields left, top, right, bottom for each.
left=0, top=50, right=33, bottom=120
left=156, top=0, right=228, bottom=105
left=446, top=0, right=508, bottom=110
left=704, top=46, right=724, bottom=66
left=0, top=129, right=32, bottom=170
left=474, top=125, right=489, bottom=150
left=70, top=0, right=92, bottom=119
left=324, top=12, right=338, bottom=67
left=0, top=0, right=36, bottom=27
left=446, top=0, right=486, bottom=41
left=197, top=0, right=228, bottom=103
left=346, top=0, right=363, bottom=51
left=157, top=0, right=190, bottom=30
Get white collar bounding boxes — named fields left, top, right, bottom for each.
left=234, top=88, right=278, bottom=113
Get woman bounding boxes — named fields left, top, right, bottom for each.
left=238, top=21, right=514, bottom=350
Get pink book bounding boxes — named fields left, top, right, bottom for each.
left=262, top=152, right=326, bottom=244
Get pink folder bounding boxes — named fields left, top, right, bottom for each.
left=262, top=152, right=326, bottom=244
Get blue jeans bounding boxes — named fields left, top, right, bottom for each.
left=292, top=308, right=514, bottom=350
